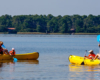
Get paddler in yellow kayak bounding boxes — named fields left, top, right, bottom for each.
left=85, top=50, right=96, bottom=59
left=94, top=44, right=100, bottom=59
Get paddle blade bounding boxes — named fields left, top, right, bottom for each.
left=13, top=58, right=18, bottom=62
left=81, top=61, right=84, bottom=65
left=2, top=44, right=6, bottom=49
left=97, top=35, right=100, bottom=42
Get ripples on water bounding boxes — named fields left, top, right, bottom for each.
left=68, top=64, right=100, bottom=80
left=0, top=34, right=100, bottom=80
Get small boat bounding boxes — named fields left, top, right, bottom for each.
left=0, top=52, right=39, bottom=60
left=69, top=55, right=100, bottom=65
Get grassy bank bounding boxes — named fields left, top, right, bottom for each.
left=0, top=32, right=100, bottom=35
left=17, top=32, right=70, bottom=35
left=0, top=32, right=8, bottom=34
left=17, top=32, right=100, bottom=35
left=74, top=33, right=100, bottom=35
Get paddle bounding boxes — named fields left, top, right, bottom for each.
left=2, top=44, right=17, bottom=62
left=81, top=50, right=87, bottom=65
left=2, top=44, right=6, bottom=49
left=12, top=56, right=18, bottom=62
left=97, top=35, right=100, bottom=53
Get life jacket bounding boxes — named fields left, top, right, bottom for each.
left=9, top=50, right=16, bottom=55
left=0, top=46, right=3, bottom=52
left=88, top=53, right=96, bottom=59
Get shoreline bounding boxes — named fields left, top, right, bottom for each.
left=0, top=32, right=100, bottom=35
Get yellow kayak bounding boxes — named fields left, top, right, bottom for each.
left=0, top=52, right=39, bottom=60
left=69, top=55, right=100, bottom=65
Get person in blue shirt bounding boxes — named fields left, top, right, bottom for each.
left=0, top=41, right=9, bottom=55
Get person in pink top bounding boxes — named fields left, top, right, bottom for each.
left=94, top=44, right=100, bottom=59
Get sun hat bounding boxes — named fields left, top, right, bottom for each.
left=88, top=50, right=93, bottom=53
left=0, top=41, right=3, bottom=45
left=12, top=48, right=15, bottom=50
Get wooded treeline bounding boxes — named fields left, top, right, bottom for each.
left=0, top=14, right=100, bottom=33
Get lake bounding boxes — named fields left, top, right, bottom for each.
left=0, top=34, right=100, bottom=80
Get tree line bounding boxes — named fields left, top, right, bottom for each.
left=0, top=14, right=100, bottom=33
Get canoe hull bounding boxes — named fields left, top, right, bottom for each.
left=69, top=55, right=100, bottom=65
left=0, top=52, right=39, bottom=60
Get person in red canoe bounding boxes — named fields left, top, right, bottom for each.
left=0, top=41, right=9, bottom=55
left=85, top=50, right=96, bottom=59
left=9, top=48, right=16, bottom=56
left=0, top=44, right=3, bottom=55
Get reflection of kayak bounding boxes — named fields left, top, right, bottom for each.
left=69, top=64, right=100, bottom=72
left=0, top=60, right=39, bottom=64
left=0, top=52, right=39, bottom=60
left=17, top=60, right=39, bottom=64
left=69, top=64, right=83, bottom=72
left=69, top=55, right=100, bottom=65
left=0, top=60, right=39, bottom=68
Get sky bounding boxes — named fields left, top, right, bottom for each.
left=0, top=0, right=100, bottom=17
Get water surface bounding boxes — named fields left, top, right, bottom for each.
left=0, top=34, right=100, bottom=80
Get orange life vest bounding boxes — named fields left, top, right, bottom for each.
left=88, top=53, right=96, bottom=59
left=9, top=50, right=16, bottom=55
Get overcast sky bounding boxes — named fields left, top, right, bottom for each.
left=0, top=0, right=100, bottom=16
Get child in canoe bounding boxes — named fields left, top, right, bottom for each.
left=85, top=50, right=96, bottom=59
left=9, top=48, right=16, bottom=56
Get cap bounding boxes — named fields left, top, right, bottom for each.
left=88, top=50, right=93, bottom=53
left=12, top=48, right=15, bottom=50
left=0, top=41, right=3, bottom=45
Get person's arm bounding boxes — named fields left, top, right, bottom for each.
left=94, top=54, right=98, bottom=60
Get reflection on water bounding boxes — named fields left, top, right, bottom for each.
left=0, top=60, right=39, bottom=80
left=68, top=64, right=100, bottom=80
left=69, top=64, right=100, bottom=72
left=69, top=64, right=83, bottom=72
left=0, top=60, right=39, bottom=65
left=17, top=60, right=39, bottom=64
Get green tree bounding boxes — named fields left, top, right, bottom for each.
left=59, top=23, right=68, bottom=33
left=36, top=25, right=42, bottom=32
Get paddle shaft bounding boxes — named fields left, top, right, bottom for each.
left=99, top=41, right=100, bottom=54
left=97, top=35, right=100, bottom=53
left=84, top=50, right=87, bottom=56
left=81, top=50, right=87, bottom=65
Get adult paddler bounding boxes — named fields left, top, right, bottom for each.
left=0, top=44, right=3, bottom=55
left=94, top=44, right=100, bottom=59
left=0, top=41, right=9, bottom=55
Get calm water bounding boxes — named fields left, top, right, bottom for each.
left=0, top=34, right=100, bottom=80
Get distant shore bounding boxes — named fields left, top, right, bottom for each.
left=0, top=32, right=100, bottom=35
